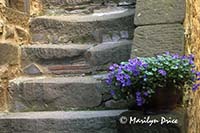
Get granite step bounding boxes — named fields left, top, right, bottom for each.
left=21, top=41, right=132, bottom=75
left=0, top=110, right=125, bottom=133
left=30, top=7, right=134, bottom=44
left=8, top=76, right=107, bottom=112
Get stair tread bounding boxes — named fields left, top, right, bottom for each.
left=23, top=44, right=93, bottom=49
left=0, top=110, right=125, bottom=132
left=10, top=76, right=100, bottom=84
left=33, top=7, right=134, bottom=22
left=0, top=110, right=125, bottom=119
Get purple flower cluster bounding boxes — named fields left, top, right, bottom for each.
left=136, top=91, right=144, bottom=106
left=106, top=52, right=200, bottom=108
left=135, top=91, right=149, bottom=106
left=106, top=58, right=148, bottom=87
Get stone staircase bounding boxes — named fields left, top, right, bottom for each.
left=0, top=1, right=135, bottom=132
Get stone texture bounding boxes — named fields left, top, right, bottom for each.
left=30, top=7, right=134, bottom=44
left=134, top=0, right=185, bottom=26
left=117, top=108, right=186, bottom=133
left=85, top=40, right=132, bottom=66
left=132, top=24, right=185, bottom=57
left=0, top=43, right=19, bottom=65
left=105, top=100, right=128, bottom=109
left=119, top=0, right=136, bottom=5
left=41, top=0, right=135, bottom=9
left=22, top=44, right=91, bottom=59
left=42, top=0, right=92, bottom=9
left=47, top=64, right=91, bottom=75
left=8, top=0, right=27, bottom=12
left=0, top=110, right=125, bottom=133
left=23, top=63, right=43, bottom=75
left=185, top=0, right=200, bottom=132
left=9, top=76, right=103, bottom=111
left=21, top=44, right=92, bottom=67
left=0, top=6, right=29, bottom=28
left=0, top=64, right=20, bottom=111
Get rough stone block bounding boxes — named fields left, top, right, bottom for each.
left=30, top=8, right=134, bottom=44
left=0, top=110, right=125, bottom=133
left=21, top=44, right=92, bottom=67
left=134, top=0, right=185, bottom=25
left=132, top=24, right=184, bottom=57
left=85, top=40, right=132, bottom=66
left=9, top=76, right=103, bottom=111
left=23, top=63, right=43, bottom=75
left=0, top=43, right=19, bottom=65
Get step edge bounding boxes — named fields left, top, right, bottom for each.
left=0, top=110, right=126, bottom=119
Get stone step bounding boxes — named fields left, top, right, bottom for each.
left=41, top=0, right=136, bottom=10
left=0, top=110, right=125, bottom=133
left=30, top=7, right=134, bottom=44
left=9, top=76, right=106, bottom=112
left=21, top=40, right=132, bottom=75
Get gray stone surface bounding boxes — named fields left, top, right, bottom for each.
left=23, top=63, right=43, bottom=75
left=21, top=44, right=92, bottom=67
left=134, top=0, right=185, bottom=25
left=0, top=110, right=125, bottom=133
left=22, top=44, right=91, bottom=59
left=9, top=76, right=103, bottom=111
left=85, top=40, right=132, bottom=66
left=30, top=7, right=134, bottom=44
left=117, top=108, right=186, bottom=133
left=0, top=43, right=19, bottom=65
left=105, top=100, right=128, bottom=109
left=42, top=0, right=135, bottom=9
left=132, top=24, right=185, bottom=57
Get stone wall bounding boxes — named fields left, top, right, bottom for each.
left=0, top=1, right=29, bottom=111
left=132, top=0, right=185, bottom=57
left=184, top=0, right=200, bottom=132
left=0, top=3, right=30, bottom=44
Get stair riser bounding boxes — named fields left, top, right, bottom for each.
left=0, top=118, right=117, bottom=133
left=21, top=41, right=132, bottom=75
left=30, top=13, right=134, bottom=44
left=9, top=77, right=103, bottom=111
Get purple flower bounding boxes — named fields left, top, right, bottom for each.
left=106, top=78, right=112, bottom=85
left=165, top=51, right=170, bottom=55
left=143, top=92, right=148, bottom=96
left=192, top=69, right=196, bottom=74
left=172, top=54, right=179, bottom=59
left=158, top=69, right=167, bottom=76
left=192, top=84, right=200, bottom=91
left=196, top=72, right=200, bottom=76
left=110, top=90, right=116, bottom=96
left=135, top=91, right=144, bottom=106
left=109, top=64, right=119, bottom=71
left=189, top=54, right=194, bottom=61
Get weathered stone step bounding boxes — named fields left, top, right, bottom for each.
left=41, top=0, right=136, bottom=10
left=21, top=41, right=132, bottom=75
left=21, top=44, right=92, bottom=66
left=30, top=7, right=134, bottom=44
left=0, top=110, right=125, bottom=133
left=9, top=76, right=105, bottom=112
left=21, top=44, right=92, bottom=60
